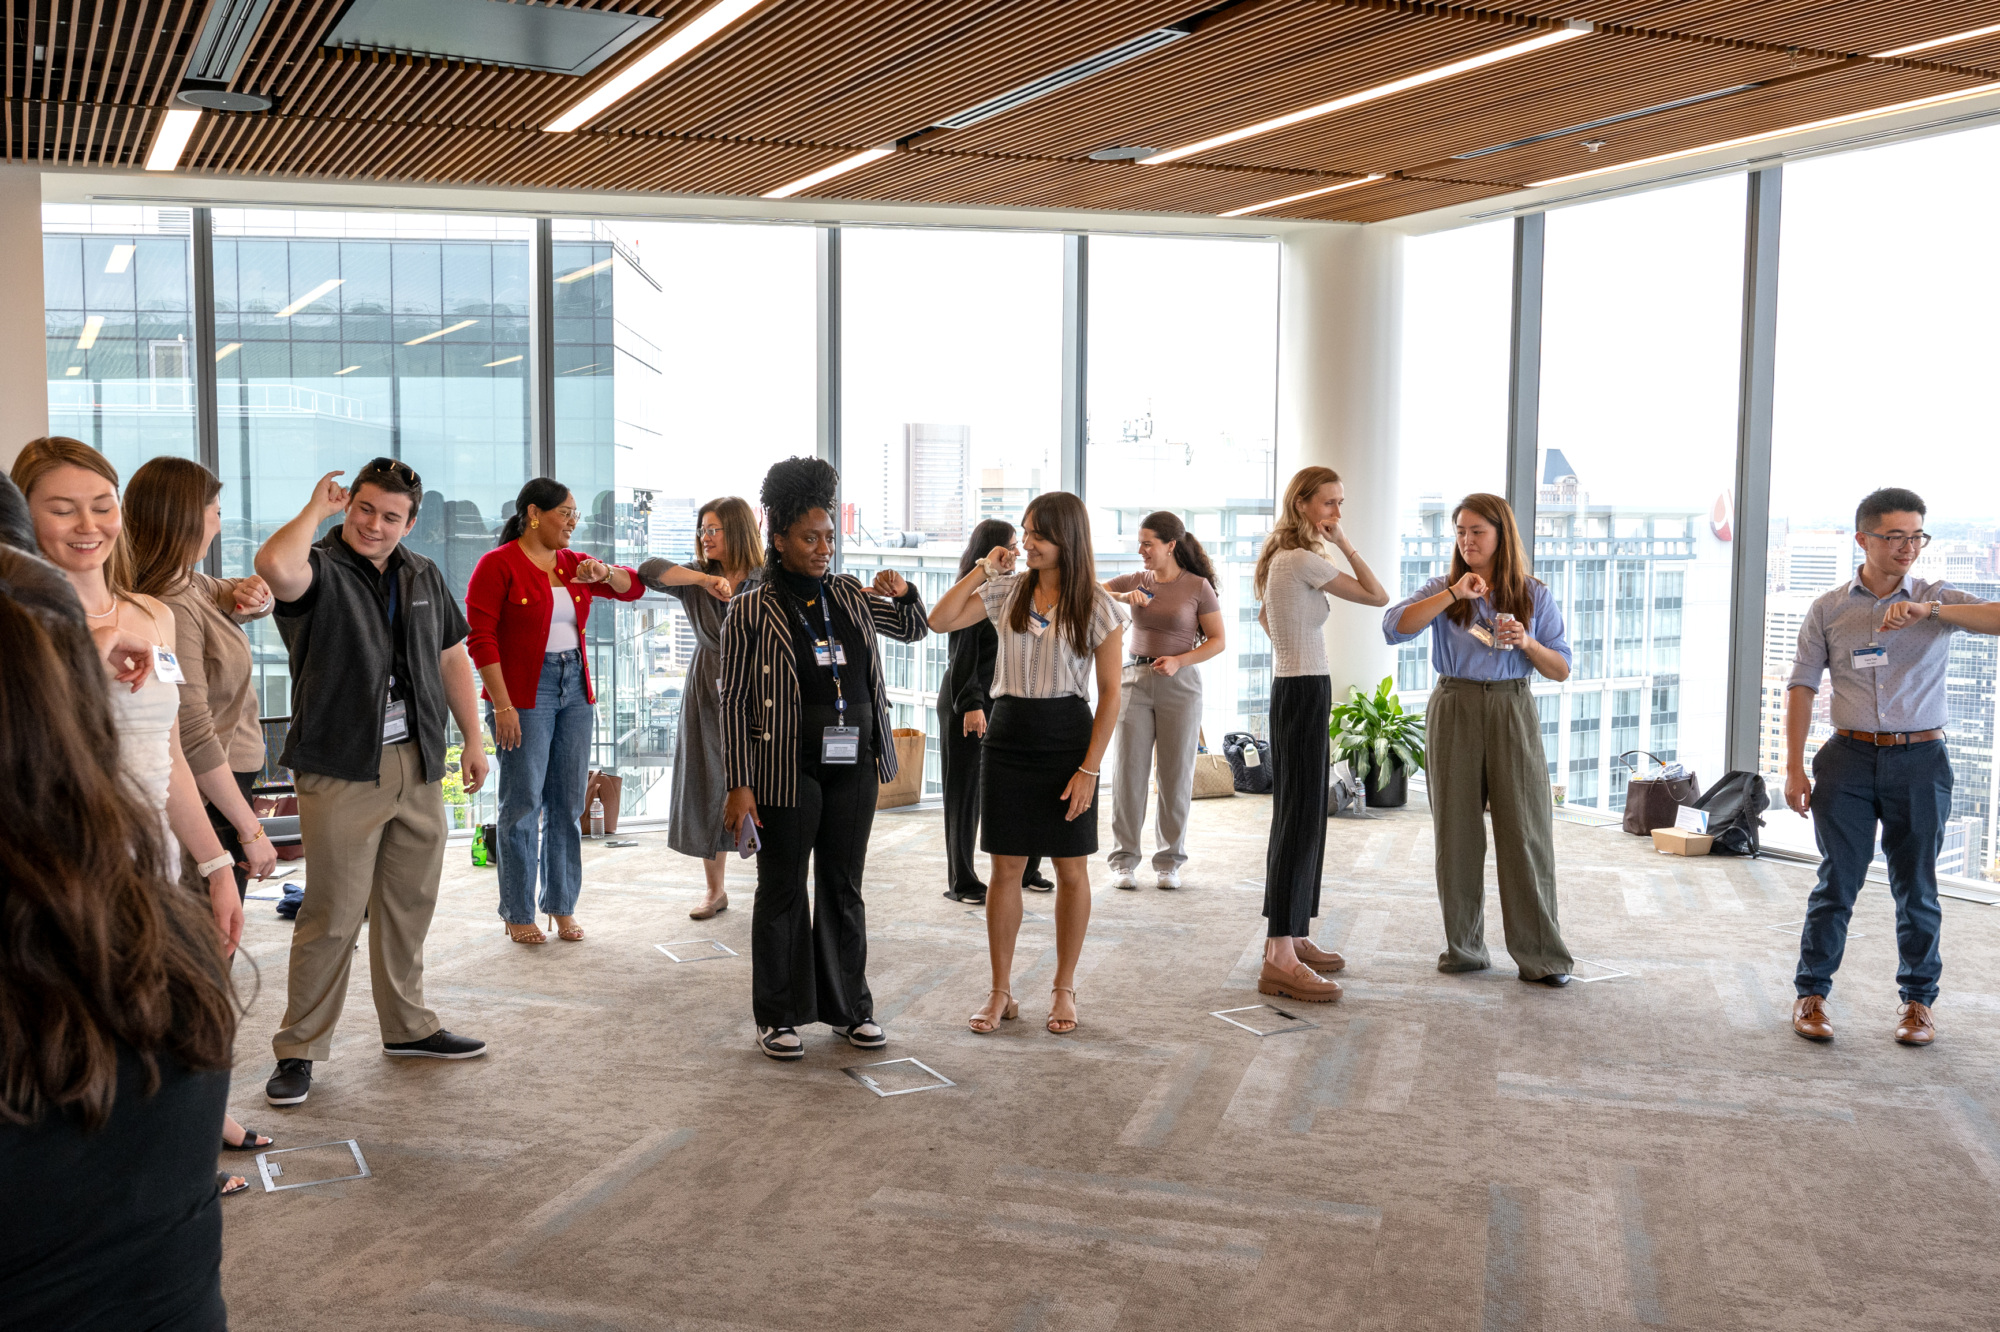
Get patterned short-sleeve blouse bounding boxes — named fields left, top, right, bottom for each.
left=979, top=574, right=1124, bottom=700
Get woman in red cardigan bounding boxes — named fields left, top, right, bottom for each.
left=466, top=479, right=641, bottom=944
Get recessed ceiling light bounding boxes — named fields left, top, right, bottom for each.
left=1145, top=22, right=1593, bottom=166
left=763, top=145, right=895, bottom=199
left=556, top=258, right=613, bottom=284
left=215, top=342, right=242, bottom=361
left=334, top=365, right=362, bottom=375
left=404, top=319, right=479, bottom=346
left=75, top=316, right=104, bottom=350
left=276, top=278, right=344, bottom=318
left=104, top=244, right=136, bottom=273
left=546, top=0, right=770, bottom=133
left=1088, top=145, right=1158, bottom=162
left=65, top=366, right=82, bottom=376
left=144, top=107, right=203, bottom=171
left=1218, top=174, right=1387, bottom=217
left=1874, top=22, right=2000, bottom=58
left=485, top=355, right=524, bottom=367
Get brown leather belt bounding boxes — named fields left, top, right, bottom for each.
left=1836, top=728, right=1944, bottom=746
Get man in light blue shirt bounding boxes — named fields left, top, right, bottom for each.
left=1785, top=487, right=2000, bottom=1047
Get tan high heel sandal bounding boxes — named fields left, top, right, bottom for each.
left=968, top=989, right=1018, bottom=1034
left=1047, top=985, right=1078, bottom=1035
left=504, top=921, right=546, bottom=944
left=547, top=914, right=584, bottom=942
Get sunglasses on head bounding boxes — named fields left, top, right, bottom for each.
left=357, top=456, right=422, bottom=490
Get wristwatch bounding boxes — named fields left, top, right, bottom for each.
left=197, top=851, right=235, bottom=878
left=1930, top=600, right=1944, bottom=620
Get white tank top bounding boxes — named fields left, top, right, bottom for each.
left=545, top=584, right=580, bottom=653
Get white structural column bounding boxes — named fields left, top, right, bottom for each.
left=0, top=168, right=46, bottom=470
left=1276, top=223, right=1404, bottom=701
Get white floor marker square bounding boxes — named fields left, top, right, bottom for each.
left=844, top=1057, right=955, bottom=1097
left=655, top=940, right=738, bottom=962
left=1210, top=1004, right=1318, bottom=1036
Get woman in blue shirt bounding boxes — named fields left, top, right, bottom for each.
left=1382, top=493, right=1575, bottom=986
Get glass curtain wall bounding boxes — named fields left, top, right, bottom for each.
left=42, top=205, right=198, bottom=477
left=549, top=218, right=817, bottom=817
left=1395, top=221, right=1512, bottom=709
left=1537, top=177, right=1745, bottom=811
left=1762, top=125, right=2000, bottom=883
left=209, top=208, right=534, bottom=828
left=838, top=227, right=1066, bottom=792
left=1086, top=235, right=1279, bottom=742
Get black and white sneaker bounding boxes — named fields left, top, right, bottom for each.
left=757, top=1026, right=804, bottom=1060
left=265, top=1058, right=312, bottom=1106
left=383, top=1029, right=487, bottom=1059
left=831, top=1019, right=887, bottom=1049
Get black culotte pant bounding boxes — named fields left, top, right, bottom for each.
left=751, top=750, right=877, bottom=1030
left=1263, top=674, right=1331, bottom=938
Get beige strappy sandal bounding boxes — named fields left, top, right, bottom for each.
left=1047, top=985, right=1078, bottom=1035
left=969, top=989, right=1018, bottom=1034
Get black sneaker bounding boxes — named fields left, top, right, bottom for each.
left=383, top=1029, right=487, bottom=1059
left=831, top=1019, right=887, bottom=1049
left=265, top=1059, right=312, bottom=1106
left=757, top=1026, right=804, bottom=1061
left=942, top=887, right=986, bottom=904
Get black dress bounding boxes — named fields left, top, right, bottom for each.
left=0, top=1045, right=230, bottom=1330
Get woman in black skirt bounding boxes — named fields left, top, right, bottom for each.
left=929, top=491, right=1123, bottom=1035
left=938, top=518, right=1050, bottom=904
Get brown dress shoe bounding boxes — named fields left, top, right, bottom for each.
left=1258, top=960, right=1342, bottom=1003
left=1791, top=994, right=1833, bottom=1041
left=1895, top=1000, right=1935, bottom=1046
left=1295, top=939, right=1346, bottom=973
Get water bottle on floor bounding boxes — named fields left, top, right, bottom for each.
left=589, top=797, right=605, bottom=838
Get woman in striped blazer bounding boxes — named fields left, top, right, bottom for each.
left=721, top=457, right=929, bottom=1062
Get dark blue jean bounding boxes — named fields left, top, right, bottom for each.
left=1795, top=735, right=1949, bottom=1005
left=495, top=650, right=593, bottom=924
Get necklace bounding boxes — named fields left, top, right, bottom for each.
left=1032, top=581, right=1057, bottom=615
left=86, top=592, right=119, bottom=620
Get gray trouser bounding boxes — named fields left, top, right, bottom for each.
left=1425, top=677, right=1572, bottom=979
left=1109, top=662, right=1202, bottom=873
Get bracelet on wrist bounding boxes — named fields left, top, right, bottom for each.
left=495, top=705, right=517, bottom=715
left=240, top=826, right=267, bottom=845
left=196, top=852, right=235, bottom=878
left=1078, top=766, right=1100, bottom=778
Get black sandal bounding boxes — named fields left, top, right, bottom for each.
left=218, top=1171, right=251, bottom=1196
left=221, top=1127, right=273, bottom=1152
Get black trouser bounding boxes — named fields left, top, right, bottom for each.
left=751, top=751, right=878, bottom=1030
left=939, top=702, right=1042, bottom=896
left=1263, top=674, right=1331, bottom=938
left=202, top=769, right=259, bottom=898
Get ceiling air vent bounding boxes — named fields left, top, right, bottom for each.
left=931, top=24, right=1194, bottom=130
left=186, top=0, right=277, bottom=82
left=325, top=0, right=662, bottom=77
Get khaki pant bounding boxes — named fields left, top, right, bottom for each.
left=273, top=743, right=448, bottom=1060
left=1425, top=677, right=1572, bottom=979
left=1109, top=662, right=1202, bottom=873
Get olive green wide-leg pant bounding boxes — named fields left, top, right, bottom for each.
left=1424, top=677, right=1572, bottom=980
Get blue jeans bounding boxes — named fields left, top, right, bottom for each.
left=1795, top=735, right=1949, bottom=1005
left=495, top=651, right=593, bottom=925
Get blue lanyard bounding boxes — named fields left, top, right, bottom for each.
left=791, top=581, right=845, bottom=720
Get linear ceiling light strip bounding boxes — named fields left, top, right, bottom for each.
left=547, top=0, right=771, bottom=133
left=1218, top=173, right=1387, bottom=216
left=1875, top=23, right=2000, bottom=59
left=762, top=146, right=896, bottom=199
left=932, top=24, right=1194, bottom=129
left=1454, top=82, right=1767, bottom=159
left=145, top=108, right=203, bottom=171
left=1530, top=80, right=2000, bottom=187
left=1143, top=21, right=1593, bottom=165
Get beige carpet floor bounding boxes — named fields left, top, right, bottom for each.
left=216, top=794, right=2000, bottom=1331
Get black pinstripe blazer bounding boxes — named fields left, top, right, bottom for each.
left=719, top=572, right=929, bottom=807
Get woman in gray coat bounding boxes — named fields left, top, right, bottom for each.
left=640, top=497, right=762, bottom=919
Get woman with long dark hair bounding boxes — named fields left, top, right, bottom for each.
left=1384, top=493, right=1574, bottom=985
left=720, top=457, right=928, bottom=1061
left=1253, top=465, right=1388, bottom=1004
left=0, top=544, right=240, bottom=1328
left=465, top=477, right=641, bottom=943
left=929, top=491, right=1124, bottom=1037
left=640, top=497, right=763, bottom=920
left=939, top=518, right=1050, bottom=904
left=1102, top=510, right=1226, bottom=891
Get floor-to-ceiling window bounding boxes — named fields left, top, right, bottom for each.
left=1086, top=234, right=1279, bottom=740
left=1538, top=177, right=1745, bottom=810
left=42, top=205, right=198, bottom=478
left=1762, top=125, right=2000, bottom=883
left=838, top=227, right=1066, bottom=791
left=1395, top=220, right=1512, bottom=708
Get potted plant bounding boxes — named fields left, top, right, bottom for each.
left=1330, top=675, right=1426, bottom=809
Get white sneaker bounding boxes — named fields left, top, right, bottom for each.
left=1156, top=870, right=1182, bottom=890
left=1111, top=869, right=1137, bottom=890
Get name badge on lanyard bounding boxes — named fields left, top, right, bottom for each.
left=383, top=673, right=409, bottom=742
left=1028, top=608, right=1051, bottom=637
left=1851, top=645, right=1887, bottom=672
left=813, top=641, right=849, bottom=668
left=799, top=584, right=859, bottom=764
left=151, top=646, right=188, bottom=684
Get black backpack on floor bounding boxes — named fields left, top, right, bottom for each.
left=1693, top=771, right=1769, bottom=856
left=1223, top=732, right=1273, bottom=794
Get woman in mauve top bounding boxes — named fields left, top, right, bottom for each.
left=465, top=477, right=641, bottom=944
left=1101, top=510, right=1226, bottom=891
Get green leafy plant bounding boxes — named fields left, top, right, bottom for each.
left=1329, top=675, right=1426, bottom=784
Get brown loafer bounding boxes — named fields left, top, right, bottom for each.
left=1894, top=1000, right=1934, bottom=1046
left=1791, top=994, right=1833, bottom=1041
left=1258, top=960, right=1342, bottom=1003
left=1295, top=939, right=1346, bottom=973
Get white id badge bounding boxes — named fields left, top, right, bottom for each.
left=1243, top=746, right=1261, bottom=768
left=1028, top=610, right=1050, bottom=637
left=812, top=642, right=849, bottom=667
left=821, top=725, right=860, bottom=764
left=383, top=695, right=409, bottom=743
left=151, top=646, right=188, bottom=684
left=1851, top=645, right=1887, bottom=671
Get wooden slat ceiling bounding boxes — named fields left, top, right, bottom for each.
left=8, top=0, right=1999, bottom=222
